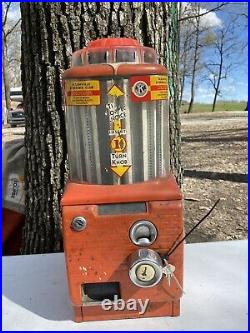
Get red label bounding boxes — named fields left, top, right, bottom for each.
left=130, top=75, right=168, bottom=102
left=130, top=76, right=151, bottom=102
left=67, top=90, right=100, bottom=97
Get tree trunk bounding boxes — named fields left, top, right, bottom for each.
left=2, top=36, right=11, bottom=121
left=166, top=3, right=182, bottom=185
left=20, top=2, right=182, bottom=254
left=212, top=51, right=223, bottom=112
left=187, top=17, right=200, bottom=114
left=212, top=87, right=219, bottom=112
left=179, top=71, right=186, bottom=106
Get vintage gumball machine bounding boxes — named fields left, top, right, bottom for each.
left=61, top=38, right=184, bottom=322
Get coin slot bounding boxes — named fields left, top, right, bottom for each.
left=130, top=220, right=157, bottom=246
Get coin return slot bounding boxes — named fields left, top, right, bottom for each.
left=130, top=220, right=157, bottom=246
left=82, top=282, right=121, bottom=306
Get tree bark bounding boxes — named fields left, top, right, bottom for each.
left=187, top=16, right=200, bottom=114
left=212, top=44, right=223, bottom=112
left=20, top=2, right=182, bottom=254
left=2, top=36, right=11, bottom=118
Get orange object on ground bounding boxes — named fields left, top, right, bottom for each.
left=61, top=175, right=184, bottom=322
left=2, top=139, right=25, bottom=256
left=2, top=208, right=24, bottom=255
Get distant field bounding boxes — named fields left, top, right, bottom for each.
left=180, top=101, right=247, bottom=113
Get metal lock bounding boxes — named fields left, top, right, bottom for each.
left=130, top=220, right=157, bottom=246
left=71, top=217, right=87, bottom=231
left=128, top=249, right=163, bottom=288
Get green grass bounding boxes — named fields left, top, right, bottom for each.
left=180, top=101, right=247, bottom=113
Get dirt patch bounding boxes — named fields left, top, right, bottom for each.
left=181, top=116, right=248, bottom=243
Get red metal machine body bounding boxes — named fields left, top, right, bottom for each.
left=61, top=38, right=184, bottom=322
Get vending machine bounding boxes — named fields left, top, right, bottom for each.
left=61, top=38, right=184, bottom=322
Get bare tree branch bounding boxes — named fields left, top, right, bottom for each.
left=179, top=3, right=229, bottom=22
left=2, top=2, right=12, bottom=28
left=5, top=18, right=21, bottom=38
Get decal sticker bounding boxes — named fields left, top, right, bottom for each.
left=130, top=75, right=168, bottom=102
left=65, top=80, right=100, bottom=106
left=150, top=75, right=168, bottom=100
left=105, top=101, right=131, bottom=177
left=110, top=165, right=131, bottom=177
left=108, top=84, right=124, bottom=97
left=110, top=152, right=129, bottom=166
left=130, top=76, right=150, bottom=102
left=110, top=136, right=127, bottom=153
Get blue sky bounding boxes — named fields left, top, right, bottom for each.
left=182, top=3, right=248, bottom=103
left=7, top=2, right=248, bottom=103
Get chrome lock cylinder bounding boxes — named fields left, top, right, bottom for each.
left=128, top=249, right=163, bottom=288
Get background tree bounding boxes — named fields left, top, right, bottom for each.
left=2, top=2, right=21, bottom=121
left=20, top=2, right=182, bottom=254
left=179, top=2, right=225, bottom=112
left=186, top=6, right=202, bottom=114
left=205, top=20, right=239, bottom=111
left=179, top=2, right=247, bottom=111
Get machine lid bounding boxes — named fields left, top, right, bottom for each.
left=87, top=37, right=140, bottom=48
left=71, top=37, right=158, bottom=66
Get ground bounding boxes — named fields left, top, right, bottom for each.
left=2, top=111, right=248, bottom=243
left=182, top=112, right=248, bottom=243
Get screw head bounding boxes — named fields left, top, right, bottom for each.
left=71, top=217, right=87, bottom=231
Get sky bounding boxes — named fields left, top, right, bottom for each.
left=182, top=2, right=248, bottom=103
left=5, top=2, right=249, bottom=103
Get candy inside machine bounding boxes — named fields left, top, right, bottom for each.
left=61, top=38, right=184, bottom=322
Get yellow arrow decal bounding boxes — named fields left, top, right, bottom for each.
left=111, top=165, right=131, bottom=177
left=108, top=85, right=124, bottom=97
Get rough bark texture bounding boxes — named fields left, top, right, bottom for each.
left=20, top=2, right=182, bottom=254
left=2, top=37, right=11, bottom=113
left=187, top=15, right=200, bottom=114
left=212, top=45, right=223, bottom=112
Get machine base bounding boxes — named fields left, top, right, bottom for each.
left=73, top=300, right=180, bottom=322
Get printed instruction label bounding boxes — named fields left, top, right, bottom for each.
left=130, top=75, right=168, bottom=102
left=65, top=80, right=100, bottom=106
left=105, top=101, right=131, bottom=177
left=110, top=152, right=129, bottom=166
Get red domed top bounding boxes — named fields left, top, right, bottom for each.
left=71, top=38, right=157, bottom=66
left=87, top=38, right=141, bottom=48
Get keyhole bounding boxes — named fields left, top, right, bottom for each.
left=142, top=267, right=147, bottom=277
